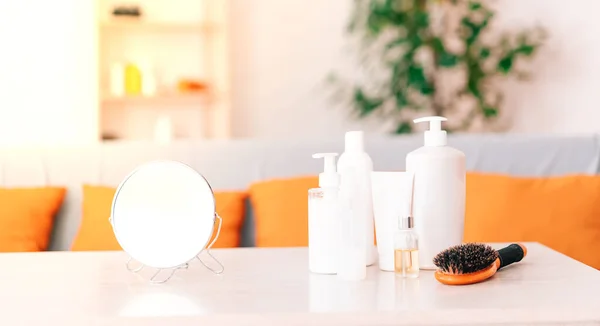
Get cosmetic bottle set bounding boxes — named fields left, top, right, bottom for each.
left=308, top=116, right=466, bottom=280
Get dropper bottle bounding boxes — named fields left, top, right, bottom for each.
left=394, top=215, right=419, bottom=278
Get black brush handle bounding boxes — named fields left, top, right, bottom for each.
left=497, top=244, right=526, bottom=270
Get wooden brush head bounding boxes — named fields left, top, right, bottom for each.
left=433, top=243, right=499, bottom=275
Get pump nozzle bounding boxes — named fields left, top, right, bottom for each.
left=413, top=116, right=448, bottom=146
left=312, top=153, right=340, bottom=188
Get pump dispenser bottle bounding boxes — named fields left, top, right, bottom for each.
left=406, top=116, right=466, bottom=270
left=337, top=131, right=376, bottom=271
left=309, top=153, right=341, bottom=274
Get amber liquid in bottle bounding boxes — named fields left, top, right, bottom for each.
left=394, top=249, right=419, bottom=278
left=394, top=216, right=419, bottom=278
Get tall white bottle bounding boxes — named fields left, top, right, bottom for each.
left=337, top=131, right=376, bottom=268
left=406, top=116, right=466, bottom=270
left=308, top=153, right=341, bottom=274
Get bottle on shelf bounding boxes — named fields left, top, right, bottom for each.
left=140, top=62, right=157, bottom=97
left=124, top=62, right=142, bottom=95
left=109, top=62, right=125, bottom=97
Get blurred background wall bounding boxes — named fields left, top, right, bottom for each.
left=0, top=0, right=598, bottom=146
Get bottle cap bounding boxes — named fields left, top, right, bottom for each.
left=312, top=153, right=340, bottom=188
left=344, top=131, right=365, bottom=152
left=413, top=116, right=448, bottom=147
left=398, top=216, right=414, bottom=229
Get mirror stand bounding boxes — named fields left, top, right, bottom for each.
left=119, top=213, right=225, bottom=284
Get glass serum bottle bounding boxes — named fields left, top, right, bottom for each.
left=394, top=216, right=419, bottom=278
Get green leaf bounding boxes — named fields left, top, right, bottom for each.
left=516, top=44, right=535, bottom=56
left=407, top=65, right=434, bottom=95
left=414, top=11, right=429, bottom=28
left=385, top=38, right=409, bottom=51
left=469, top=2, right=482, bottom=11
left=367, top=14, right=387, bottom=34
left=438, top=52, right=459, bottom=67
left=354, top=88, right=384, bottom=117
left=395, top=90, right=409, bottom=108
left=408, top=65, right=427, bottom=85
left=483, top=106, right=498, bottom=118
left=497, top=55, right=514, bottom=74
left=479, top=47, right=491, bottom=59
left=431, top=37, right=445, bottom=53
left=467, top=79, right=481, bottom=99
left=395, top=122, right=412, bottom=134
left=431, top=37, right=459, bottom=67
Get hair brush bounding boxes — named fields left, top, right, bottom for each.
left=432, top=243, right=527, bottom=285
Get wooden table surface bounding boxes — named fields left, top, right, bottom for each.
left=0, top=243, right=598, bottom=325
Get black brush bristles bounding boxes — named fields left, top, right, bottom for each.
left=433, top=243, right=499, bottom=275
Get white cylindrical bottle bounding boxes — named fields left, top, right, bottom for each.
left=140, top=62, right=157, bottom=97
left=109, top=62, right=125, bottom=97
left=337, top=131, right=376, bottom=268
left=406, top=116, right=466, bottom=270
left=308, top=153, right=341, bottom=274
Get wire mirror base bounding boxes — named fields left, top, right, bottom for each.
left=123, top=213, right=225, bottom=284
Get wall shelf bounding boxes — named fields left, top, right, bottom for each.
left=98, top=0, right=231, bottom=141
left=102, top=93, right=212, bottom=107
left=100, top=20, right=217, bottom=33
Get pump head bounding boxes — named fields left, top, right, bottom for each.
left=413, top=116, right=448, bottom=146
left=312, top=153, right=340, bottom=188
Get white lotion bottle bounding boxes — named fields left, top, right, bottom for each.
left=337, top=170, right=366, bottom=281
left=406, top=116, right=466, bottom=270
left=308, top=153, right=341, bottom=274
left=337, top=131, right=376, bottom=267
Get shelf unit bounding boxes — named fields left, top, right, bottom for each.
left=97, top=0, right=231, bottom=142
left=101, top=93, right=213, bottom=106
left=100, top=20, right=216, bottom=33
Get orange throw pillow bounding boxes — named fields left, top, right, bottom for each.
left=465, top=172, right=600, bottom=269
left=0, top=187, right=66, bottom=252
left=249, top=176, right=318, bottom=247
left=71, top=185, right=247, bottom=251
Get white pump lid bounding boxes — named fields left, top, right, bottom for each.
left=312, top=153, right=340, bottom=188
left=413, top=116, right=448, bottom=147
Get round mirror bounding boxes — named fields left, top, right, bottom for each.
left=111, top=160, right=216, bottom=270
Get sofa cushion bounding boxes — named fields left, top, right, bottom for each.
left=0, top=187, right=66, bottom=252
left=464, top=172, right=600, bottom=269
left=71, top=185, right=247, bottom=251
left=249, top=176, right=318, bottom=247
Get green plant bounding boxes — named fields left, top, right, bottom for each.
left=336, top=0, right=546, bottom=133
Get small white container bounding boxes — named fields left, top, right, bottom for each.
left=308, top=153, right=341, bottom=274
left=406, top=116, right=466, bottom=270
left=371, top=171, right=414, bottom=272
left=109, top=62, right=125, bottom=97
left=140, top=62, right=157, bottom=96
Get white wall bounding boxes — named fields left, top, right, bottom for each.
left=0, top=0, right=596, bottom=145
left=230, top=0, right=600, bottom=138
left=230, top=0, right=378, bottom=139
left=0, top=0, right=98, bottom=147
left=496, top=0, right=600, bottom=134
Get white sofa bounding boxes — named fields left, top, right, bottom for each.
left=1, top=134, right=599, bottom=250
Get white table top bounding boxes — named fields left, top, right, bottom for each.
left=0, top=243, right=599, bottom=325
